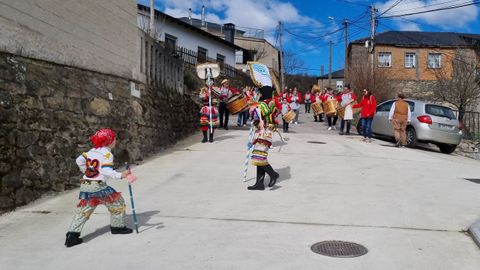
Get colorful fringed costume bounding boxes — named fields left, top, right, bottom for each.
left=65, top=129, right=132, bottom=248
left=199, top=87, right=218, bottom=143
left=248, top=86, right=281, bottom=190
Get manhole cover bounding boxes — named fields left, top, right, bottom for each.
left=464, top=178, right=480, bottom=184
left=311, top=241, right=368, bottom=258
left=307, top=141, right=326, bottom=144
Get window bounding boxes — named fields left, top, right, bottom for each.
left=235, top=50, right=243, bottom=64
left=405, top=53, right=416, bottom=68
left=216, top=54, right=225, bottom=64
left=376, top=101, right=394, bottom=112
left=165, top=33, right=177, bottom=52
left=428, top=53, right=442, bottom=68
left=425, top=104, right=455, bottom=119
left=198, top=47, right=208, bottom=63
left=378, top=52, right=392, bottom=67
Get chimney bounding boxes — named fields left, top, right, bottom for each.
left=188, top=8, right=192, bottom=25
left=201, top=5, right=206, bottom=28
left=224, top=23, right=235, bottom=43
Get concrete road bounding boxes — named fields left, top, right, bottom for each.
left=2, top=110, right=480, bottom=270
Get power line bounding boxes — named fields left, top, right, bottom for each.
left=380, top=0, right=471, bottom=16
left=380, top=0, right=480, bottom=18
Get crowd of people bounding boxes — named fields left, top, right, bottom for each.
left=197, top=79, right=411, bottom=148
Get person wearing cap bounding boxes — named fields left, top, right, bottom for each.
left=218, top=79, right=239, bottom=130
left=65, top=128, right=135, bottom=248
left=247, top=86, right=280, bottom=190
left=389, top=93, right=412, bottom=147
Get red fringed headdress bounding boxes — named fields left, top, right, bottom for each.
left=91, top=128, right=116, bottom=148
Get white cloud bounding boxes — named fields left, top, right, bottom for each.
left=398, top=21, right=421, bottom=31
left=377, top=0, right=479, bottom=29
left=154, top=0, right=324, bottom=38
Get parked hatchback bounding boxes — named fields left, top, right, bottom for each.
left=357, top=99, right=463, bottom=154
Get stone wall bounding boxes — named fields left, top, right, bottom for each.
left=0, top=52, right=199, bottom=212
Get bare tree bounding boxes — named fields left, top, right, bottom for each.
left=432, top=49, right=480, bottom=122
left=283, top=51, right=305, bottom=76
left=347, top=61, right=395, bottom=103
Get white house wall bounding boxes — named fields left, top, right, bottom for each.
left=138, top=13, right=236, bottom=67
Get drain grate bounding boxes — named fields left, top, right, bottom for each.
left=311, top=241, right=368, bottom=258
left=464, top=178, right=480, bottom=184
left=307, top=141, right=326, bottom=144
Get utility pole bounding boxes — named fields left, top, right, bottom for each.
left=343, top=18, right=348, bottom=83
left=370, top=5, right=376, bottom=77
left=320, top=65, right=325, bottom=89
left=278, top=21, right=285, bottom=91
left=328, top=41, right=333, bottom=89
left=149, top=0, right=155, bottom=38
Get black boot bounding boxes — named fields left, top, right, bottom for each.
left=248, top=167, right=265, bottom=190
left=202, top=131, right=208, bottom=143
left=65, top=232, right=83, bottom=248
left=209, top=130, right=214, bottom=142
left=111, top=226, right=133, bottom=234
left=263, top=164, right=279, bottom=187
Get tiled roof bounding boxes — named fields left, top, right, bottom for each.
left=317, top=69, right=344, bottom=80
left=351, top=31, right=480, bottom=47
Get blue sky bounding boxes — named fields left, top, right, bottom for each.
left=138, top=0, right=480, bottom=75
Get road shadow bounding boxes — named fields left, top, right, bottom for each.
left=213, top=135, right=238, bottom=142
left=82, top=210, right=163, bottom=242
left=275, top=166, right=291, bottom=184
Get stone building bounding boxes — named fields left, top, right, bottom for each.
left=347, top=31, right=480, bottom=98
left=317, top=69, right=345, bottom=91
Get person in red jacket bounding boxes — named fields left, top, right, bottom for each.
left=353, top=88, right=377, bottom=142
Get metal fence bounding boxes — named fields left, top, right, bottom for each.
left=454, top=110, right=480, bottom=140
left=173, top=46, right=240, bottom=78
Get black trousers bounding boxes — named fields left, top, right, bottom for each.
left=219, top=102, right=229, bottom=127
left=305, top=103, right=311, bottom=113
left=327, top=115, right=338, bottom=127
left=282, top=119, right=289, bottom=132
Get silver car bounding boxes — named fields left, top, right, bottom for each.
left=357, top=99, right=463, bottom=154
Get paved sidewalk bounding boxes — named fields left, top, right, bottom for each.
left=1, top=110, right=480, bottom=270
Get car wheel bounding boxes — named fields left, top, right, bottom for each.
left=406, top=127, right=417, bottom=148
left=356, top=120, right=363, bottom=135
left=438, top=144, right=457, bottom=154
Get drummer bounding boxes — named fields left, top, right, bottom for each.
left=321, top=87, right=338, bottom=130
left=288, top=87, right=302, bottom=124
left=281, top=97, right=292, bottom=133
left=312, top=90, right=323, bottom=122
left=337, top=85, right=357, bottom=135
left=218, top=79, right=239, bottom=130
left=237, top=86, right=252, bottom=127
left=304, top=89, right=312, bottom=114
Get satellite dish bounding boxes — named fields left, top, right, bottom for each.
left=196, top=63, right=220, bottom=79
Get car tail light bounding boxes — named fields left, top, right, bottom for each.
left=417, top=115, right=432, bottom=125
left=459, top=121, right=464, bottom=130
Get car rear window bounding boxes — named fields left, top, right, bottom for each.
left=425, top=105, right=455, bottom=119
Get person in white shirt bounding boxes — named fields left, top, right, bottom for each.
left=388, top=93, right=412, bottom=147
left=65, top=129, right=135, bottom=247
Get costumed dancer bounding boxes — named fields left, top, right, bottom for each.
left=338, top=85, right=357, bottom=135
left=199, top=86, right=219, bottom=143
left=248, top=86, right=281, bottom=190
left=65, top=129, right=135, bottom=248
left=218, top=79, right=239, bottom=130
